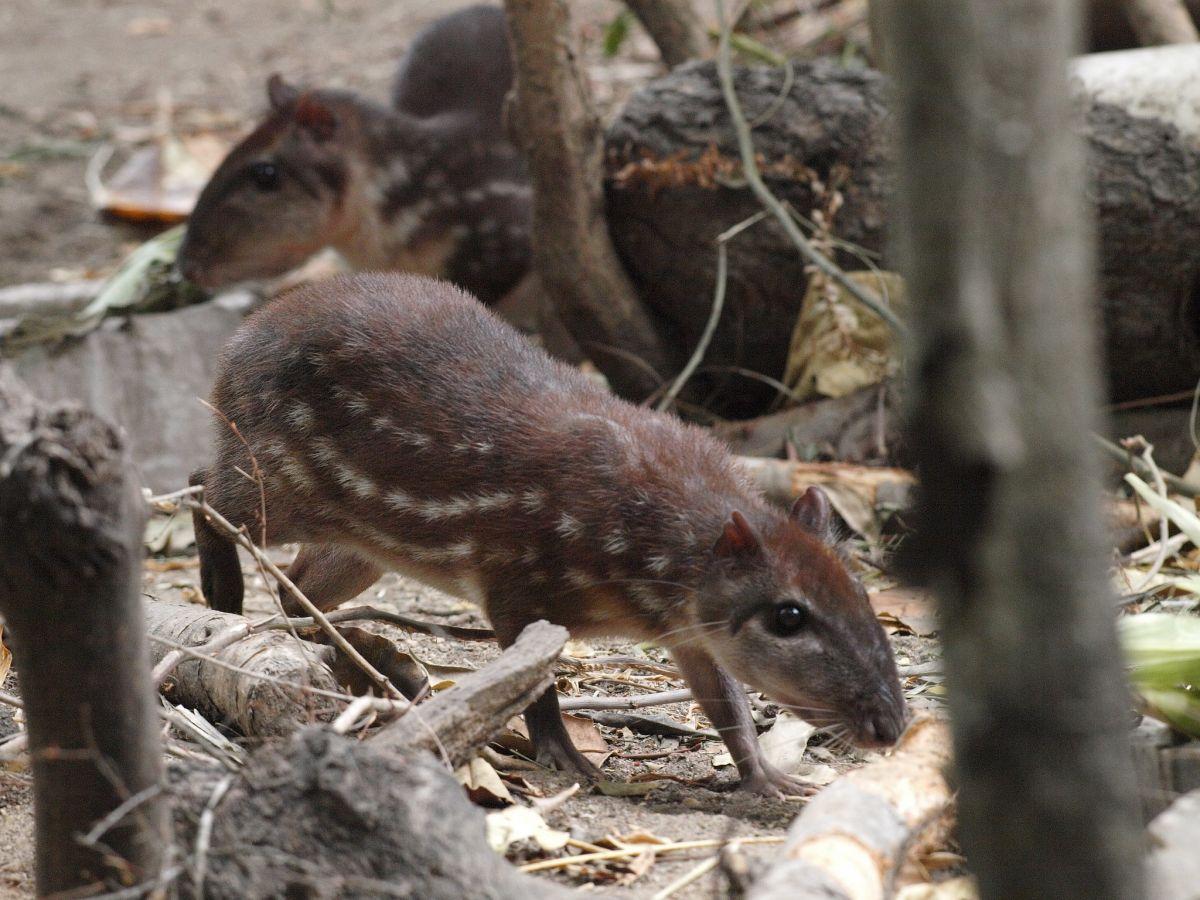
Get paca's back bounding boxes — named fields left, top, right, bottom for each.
left=204, top=273, right=750, bottom=623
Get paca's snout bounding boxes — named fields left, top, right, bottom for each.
left=853, top=692, right=909, bottom=748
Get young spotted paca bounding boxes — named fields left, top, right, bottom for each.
left=191, top=273, right=907, bottom=795
left=178, top=5, right=528, bottom=304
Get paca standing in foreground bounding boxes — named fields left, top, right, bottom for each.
left=192, top=273, right=907, bottom=795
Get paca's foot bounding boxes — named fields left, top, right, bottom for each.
left=534, top=734, right=603, bottom=781
left=739, top=762, right=817, bottom=799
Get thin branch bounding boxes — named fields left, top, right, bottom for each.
left=657, top=210, right=768, bottom=412
left=1094, top=433, right=1200, bottom=498
left=714, top=0, right=905, bottom=335
left=179, top=497, right=405, bottom=700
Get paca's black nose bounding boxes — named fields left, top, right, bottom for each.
left=858, top=702, right=909, bottom=748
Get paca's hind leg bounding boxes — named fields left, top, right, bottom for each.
left=488, top=598, right=602, bottom=780
left=283, top=544, right=384, bottom=615
left=190, top=468, right=245, bottom=615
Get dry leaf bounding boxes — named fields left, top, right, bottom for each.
left=456, top=756, right=514, bottom=806
left=0, top=628, right=11, bottom=685
left=735, top=457, right=914, bottom=540
left=760, top=713, right=816, bottom=774
left=594, top=780, right=668, bottom=797
left=485, top=804, right=570, bottom=853
left=783, top=270, right=907, bottom=403
left=500, top=713, right=613, bottom=766
left=91, top=133, right=228, bottom=223
left=871, top=587, right=938, bottom=637
left=795, top=763, right=838, bottom=786
left=312, top=626, right=429, bottom=700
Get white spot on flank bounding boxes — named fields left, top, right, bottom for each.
left=371, top=416, right=432, bottom=450
left=603, top=531, right=630, bottom=555
left=565, top=569, right=594, bottom=591
left=278, top=457, right=316, bottom=493
left=286, top=401, right=314, bottom=432
left=452, top=438, right=494, bottom=454
left=645, top=554, right=672, bottom=575
left=556, top=513, right=584, bottom=539
left=332, top=385, right=371, bottom=416
left=520, top=488, right=547, bottom=513
left=519, top=546, right=540, bottom=566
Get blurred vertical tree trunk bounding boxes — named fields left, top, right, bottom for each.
left=504, top=0, right=675, bottom=401
left=625, top=0, right=711, bottom=66
left=0, top=369, right=167, bottom=895
left=882, top=0, right=1144, bottom=896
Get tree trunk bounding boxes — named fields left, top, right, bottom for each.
left=625, top=0, right=711, bottom=67
left=883, top=0, right=1143, bottom=897
left=504, top=0, right=675, bottom=401
left=604, top=55, right=1200, bottom=414
left=0, top=368, right=168, bottom=895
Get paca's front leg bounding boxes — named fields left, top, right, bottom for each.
left=283, top=544, right=384, bottom=614
left=671, top=645, right=813, bottom=798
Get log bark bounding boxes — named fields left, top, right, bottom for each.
left=505, top=0, right=675, bottom=401
left=748, top=718, right=953, bottom=900
left=625, top=0, right=711, bottom=67
left=713, top=382, right=903, bottom=460
left=1144, top=787, right=1200, bottom=900
left=884, top=0, right=1144, bottom=896
left=604, top=54, right=1200, bottom=413
left=166, top=621, right=571, bottom=898
left=375, top=619, right=566, bottom=768
left=144, top=600, right=341, bottom=737
left=169, top=730, right=569, bottom=899
left=0, top=367, right=168, bottom=895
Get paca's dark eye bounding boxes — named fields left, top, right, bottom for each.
left=248, top=161, right=281, bottom=190
left=769, top=603, right=808, bottom=636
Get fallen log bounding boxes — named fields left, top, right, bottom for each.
left=375, top=620, right=567, bottom=768
left=1144, top=787, right=1200, bottom=900
left=144, top=600, right=341, bottom=737
left=605, top=50, right=1200, bottom=413
left=748, top=717, right=954, bottom=900
left=168, top=621, right=571, bottom=898
left=713, top=382, right=902, bottom=461
left=170, top=729, right=569, bottom=899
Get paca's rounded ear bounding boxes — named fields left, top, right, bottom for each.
left=714, top=510, right=762, bottom=560
left=294, top=93, right=337, bottom=141
left=267, top=73, right=300, bottom=111
left=790, top=485, right=832, bottom=535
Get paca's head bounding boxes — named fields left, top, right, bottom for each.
left=179, top=76, right=360, bottom=289
left=696, top=487, right=908, bottom=748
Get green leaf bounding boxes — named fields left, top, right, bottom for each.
left=603, top=10, right=633, bottom=58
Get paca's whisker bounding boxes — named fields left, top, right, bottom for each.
left=649, top=619, right=729, bottom=646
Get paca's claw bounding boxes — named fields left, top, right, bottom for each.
left=535, top=736, right=603, bottom=781
left=740, top=764, right=818, bottom=799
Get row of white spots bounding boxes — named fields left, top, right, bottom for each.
left=461, top=181, right=532, bottom=204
